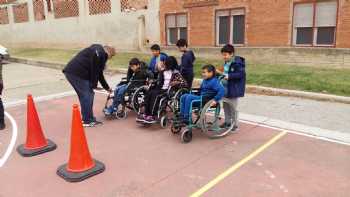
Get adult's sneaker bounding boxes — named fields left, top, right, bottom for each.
left=83, top=120, right=103, bottom=128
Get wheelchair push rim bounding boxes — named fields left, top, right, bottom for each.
left=131, top=85, right=148, bottom=113
left=199, top=98, right=237, bottom=139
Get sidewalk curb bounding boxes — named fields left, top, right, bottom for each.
left=10, top=57, right=350, bottom=104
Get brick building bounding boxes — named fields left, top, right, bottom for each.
left=160, top=0, right=350, bottom=48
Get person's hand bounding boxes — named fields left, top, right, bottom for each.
left=224, top=76, right=228, bottom=80
left=107, top=88, right=113, bottom=93
left=210, top=101, right=217, bottom=107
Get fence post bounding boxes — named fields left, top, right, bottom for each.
left=110, top=0, right=121, bottom=15
left=7, top=4, right=14, bottom=24
left=27, top=0, right=35, bottom=23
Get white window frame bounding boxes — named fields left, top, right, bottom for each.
left=166, top=13, right=187, bottom=45
left=215, top=8, right=245, bottom=46
left=292, top=1, right=338, bottom=47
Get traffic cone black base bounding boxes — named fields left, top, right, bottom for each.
left=57, top=160, right=105, bottom=183
left=17, top=139, right=57, bottom=157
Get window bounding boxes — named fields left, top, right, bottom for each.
left=216, top=9, right=245, bottom=46
left=166, top=14, right=187, bottom=45
left=293, top=1, right=337, bottom=46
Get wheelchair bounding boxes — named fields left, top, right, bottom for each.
left=136, top=84, right=189, bottom=128
left=103, top=77, right=148, bottom=119
left=171, top=89, right=237, bottom=143
left=156, top=86, right=189, bottom=128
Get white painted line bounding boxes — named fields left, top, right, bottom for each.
left=240, top=118, right=350, bottom=146
left=95, top=89, right=350, bottom=145
left=0, top=112, right=18, bottom=167
left=4, top=91, right=76, bottom=108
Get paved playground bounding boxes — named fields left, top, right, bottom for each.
left=0, top=63, right=349, bottom=197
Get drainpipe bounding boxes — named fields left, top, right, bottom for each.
left=138, top=14, right=146, bottom=52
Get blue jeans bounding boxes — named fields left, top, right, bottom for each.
left=65, top=73, right=95, bottom=123
left=111, top=84, right=128, bottom=110
left=180, top=94, right=201, bottom=120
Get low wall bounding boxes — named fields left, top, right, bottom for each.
left=0, top=0, right=160, bottom=50
left=164, top=46, right=350, bottom=68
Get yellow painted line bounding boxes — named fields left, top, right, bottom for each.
left=190, top=131, right=288, bottom=197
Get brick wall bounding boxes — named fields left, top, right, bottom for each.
left=336, top=0, right=350, bottom=48
left=33, top=0, right=46, bottom=21
left=13, top=3, right=29, bottom=23
left=0, top=7, right=9, bottom=25
left=53, top=0, right=79, bottom=19
left=88, top=0, right=111, bottom=15
left=160, top=0, right=350, bottom=48
left=121, top=0, right=148, bottom=11
left=0, top=0, right=16, bottom=5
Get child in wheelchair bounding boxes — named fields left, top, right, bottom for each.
left=104, top=58, right=152, bottom=117
left=136, top=56, right=187, bottom=124
left=178, top=65, right=225, bottom=125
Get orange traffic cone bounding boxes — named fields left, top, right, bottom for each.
left=17, top=95, right=57, bottom=157
left=57, top=104, right=105, bottom=182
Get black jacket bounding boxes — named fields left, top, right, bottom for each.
left=125, top=67, right=153, bottom=90
left=63, top=44, right=110, bottom=90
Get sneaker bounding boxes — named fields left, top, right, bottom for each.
left=136, top=114, right=146, bottom=122
left=83, top=120, right=103, bottom=128
left=231, top=125, right=239, bottom=132
left=144, top=116, right=157, bottom=124
left=104, top=106, right=116, bottom=116
left=0, top=123, right=5, bottom=130
left=220, top=123, right=231, bottom=129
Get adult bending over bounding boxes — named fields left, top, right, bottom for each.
left=63, top=44, right=115, bottom=127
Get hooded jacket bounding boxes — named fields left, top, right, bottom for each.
left=226, top=56, right=246, bottom=98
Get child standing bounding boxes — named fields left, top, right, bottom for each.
left=149, top=44, right=168, bottom=79
left=219, top=44, right=246, bottom=131
left=104, top=58, right=152, bottom=115
left=176, top=39, right=195, bottom=88
left=137, top=56, right=187, bottom=124
left=180, top=65, right=225, bottom=124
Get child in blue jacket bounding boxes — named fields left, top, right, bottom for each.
left=180, top=65, right=225, bottom=124
left=218, top=44, right=246, bottom=131
left=149, top=44, right=167, bottom=79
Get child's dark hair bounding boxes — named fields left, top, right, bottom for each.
left=202, top=64, right=216, bottom=77
left=176, top=39, right=188, bottom=48
left=150, top=44, right=161, bottom=51
left=129, top=58, right=140, bottom=66
left=221, top=44, right=235, bottom=54
left=164, top=56, right=178, bottom=71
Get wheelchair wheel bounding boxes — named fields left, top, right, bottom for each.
left=116, top=110, right=128, bottom=119
left=199, top=98, right=236, bottom=139
left=181, top=129, right=192, bottom=143
left=160, top=116, right=168, bottom=128
left=131, top=86, right=147, bottom=112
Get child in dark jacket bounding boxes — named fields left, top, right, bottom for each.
left=176, top=39, right=195, bottom=88
left=218, top=44, right=246, bottom=130
left=180, top=65, right=225, bottom=123
left=137, top=56, right=187, bottom=124
left=149, top=44, right=168, bottom=79
left=104, top=58, right=152, bottom=115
